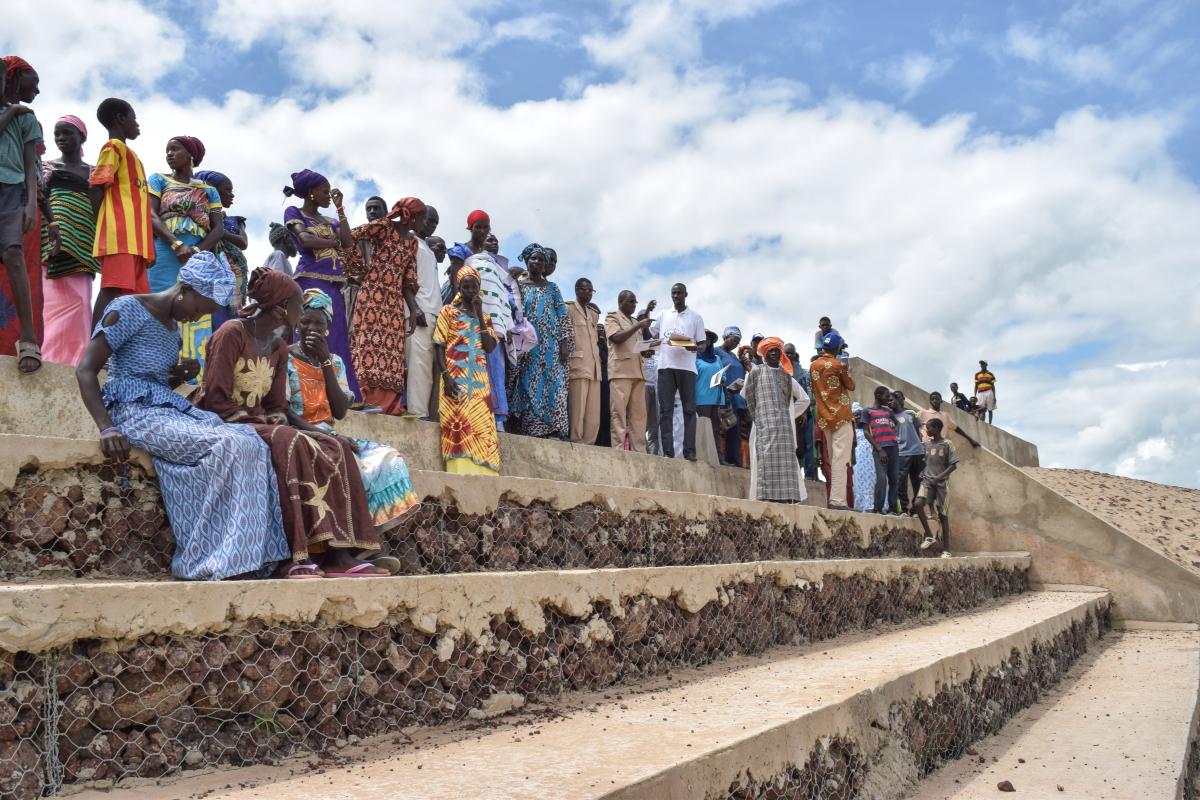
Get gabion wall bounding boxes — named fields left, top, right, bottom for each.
left=0, top=463, right=927, bottom=581
left=0, top=564, right=1027, bottom=798
left=721, top=605, right=1112, bottom=800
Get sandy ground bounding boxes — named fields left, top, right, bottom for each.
left=1027, top=467, right=1200, bottom=578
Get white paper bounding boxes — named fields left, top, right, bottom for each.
left=709, top=363, right=731, bottom=388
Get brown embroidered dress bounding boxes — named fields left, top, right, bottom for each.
left=349, top=220, right=420, bottom=413
left=194, top=320, right=379, bottom=562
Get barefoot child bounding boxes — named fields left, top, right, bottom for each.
left=89, top=98, right=153, bottom=323
left=915, top=417, right=958, bottom=555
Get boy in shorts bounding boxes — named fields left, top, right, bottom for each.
left=0, top=64, right=43, bottom=372
left=915, top=417, right=959, bottom=556
left=89, top=98, right=152, bottom=323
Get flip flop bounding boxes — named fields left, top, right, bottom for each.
left=324, top=562, right=389, bottom=578
left=286, top=562, right=324, bottom=579
left=16, top=340, right=42, bottom=374
left=366, top=555, right=403, bottom=575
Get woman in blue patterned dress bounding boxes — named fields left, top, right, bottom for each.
left=76, top=252, right=290, bottom=580
left=510, top=244, right=573, bottom=439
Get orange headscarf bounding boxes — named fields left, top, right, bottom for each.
left=388, top=197, right=426, bottom=224
left=757, top=336, right=792, bottom=375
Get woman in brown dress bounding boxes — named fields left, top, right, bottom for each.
left=349, top=197, right=426, bottom=415
left=194, top=268, right=386, bottom=578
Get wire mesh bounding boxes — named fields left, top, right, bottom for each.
left=0, top=464, right=930, bottom=581
left=0, top=563, right=1034, bottom=797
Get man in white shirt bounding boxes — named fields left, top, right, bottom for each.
left=649, top=283, right=705, bottom=460
left=408, top=205, right=444, bottom=419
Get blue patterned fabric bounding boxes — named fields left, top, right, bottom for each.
left=98, top=293, right=289, bottom=580
left=111, top=403, right=290, bottom=580
left=511, top=280, right=572, bottom=438
left=853, top=430, right=876, bottom=512
left=95, top=295, right=193, bottom=413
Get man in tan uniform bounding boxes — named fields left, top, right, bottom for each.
left=566, top=277, right=602, bottom=444
left=604, top=290, right=654, bottom=451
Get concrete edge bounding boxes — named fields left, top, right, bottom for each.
left=0, top=554, right=1031, bottom=654
left=1113, top=619, right=1200, bottom=631
left=612, top=590, right=1111, bottom=799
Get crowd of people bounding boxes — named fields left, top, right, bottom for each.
left=0, top=59, right=1000, bottom=578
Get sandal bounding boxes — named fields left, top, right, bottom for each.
left=285, top=562, right=324, bottom=579
left=365, top=554, right=403, bottom=575
left=324, top=561, right=389, bottom=578
left=16, top=340, right=41, bottom=374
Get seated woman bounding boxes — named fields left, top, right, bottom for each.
left=193, top=268, right=387, bottom=578
left=287, top=288, right=419, bottom=543
left=433, top=264, right=500, bottom=475
left=75, top=252, right=290, bottom=580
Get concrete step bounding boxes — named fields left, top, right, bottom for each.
left=914, top=628, right=1200, bottom=800
left=0, top=434, right=924, bottom=582
left=66, top=590, right=1112, bottom=800
left=0, top=555, right=1031, bottom=798
left=0, top=357, right=764, bottom=499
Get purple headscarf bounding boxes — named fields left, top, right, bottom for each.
left=282, top=169, right=327, bottom=199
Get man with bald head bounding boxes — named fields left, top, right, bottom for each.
left=605, top=289, right=654, bottom=451
left=649, top=283, right=706, bottom=460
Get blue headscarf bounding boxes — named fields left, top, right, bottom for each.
left=179, top=251, right=236, bottom=307
left=194, top=169, right=229, bottom=187
left=302, top=288, right=334, bottom=323
left=282, top=169, right=327, bottom=198
left=447, top=243, right=473, bottom=263
left=519, top=243, right=548, bottom=264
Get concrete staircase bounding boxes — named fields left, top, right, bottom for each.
left=1, top=356, right=1198, bottom=799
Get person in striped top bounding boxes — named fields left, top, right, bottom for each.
left=89, top=98, right=153, bottom=324
left=974, top=360, right=996, bottom=424
left=862, top=385, right=900, bottom=514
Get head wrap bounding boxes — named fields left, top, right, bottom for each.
left=301, top=288, right=334, bottom=323
left=447, top=243, right=473, bottom=263
left=241, top=267, right=300, bottom=322
left=55, top=115, right=87, bottom=155
left=466, top=210, right=490, bottom=229
left=179, top=251, right=236, bottom=307
left=757, top=336, right=792, bottom=375
left=452, top=263, right=481, bottom=306
left=518, top=243, right=549, bottom=264
left=170, top=136, right=205, bottom=166
left=388, top=197, right=426, bottom=224
left=268, top=221, right=289, bottom=249
left=2, top=56, right=33, bottom=80
left=722, top=326, right=741, bottom=339
left=283, top=169, right=327, bottom=198
left=194, top=169, right=229, bottom=188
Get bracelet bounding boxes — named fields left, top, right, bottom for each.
left=99, top=426, right=120, bottom=437
left=47, top=221, right=59, bottom=229
left=319, top=358, right=333, bottom=368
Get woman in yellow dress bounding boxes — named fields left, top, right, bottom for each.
left=432, top=265, right=500, bottom=475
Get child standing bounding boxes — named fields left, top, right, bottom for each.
left=88, top=98, right=153, bottom=323
left=915, top=417, right=959, bottom=556
left=0, top=62, right=44, bottom=372
left=862, top=385, right=900, bottom=514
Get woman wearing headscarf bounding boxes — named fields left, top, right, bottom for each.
left=348, top=197, right=425, bottom=415
left=39, top=115, right=97, bottom=365
left=194, top=169, right=249, bottom=318
left=193, top=268, right=386, bottom=578
left=288, top=288, right=419, bottom=533
left=510, top=243, right=573, bottom=439
left=147, top=136, right=225, bottom=375
left=282, top=168, right=360, bottom=403
left=433, top=263, right=500, bottom=475
left=75, top=252, right=290, bottom=580
left=744, top=336, right=809, bottom=504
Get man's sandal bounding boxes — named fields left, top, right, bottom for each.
left=16, top=340, right=41, bottom=374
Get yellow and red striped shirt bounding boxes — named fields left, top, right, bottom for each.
left=89, top=139, right=154, bottom=259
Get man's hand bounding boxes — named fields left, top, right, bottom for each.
left=100, top=429, right=131, bottom=462
left=22, top=201, right=37, bottom=233
left=413, top=310, right=428, bottom=328
left=879, top=451, right=889, bottom=465
left=169, top=358, right=201, bottom=383
left=558, top=341, right=570, bottom=365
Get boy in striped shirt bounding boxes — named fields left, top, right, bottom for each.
left=89, top=98, right=153, bottom=323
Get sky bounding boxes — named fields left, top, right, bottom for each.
left=6, top=0, right=1200, bottom=488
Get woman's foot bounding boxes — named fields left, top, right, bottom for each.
left=283, top=561, right=324, bottom=579
left=318, top=550, right=388, bottom=577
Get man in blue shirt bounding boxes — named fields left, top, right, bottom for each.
left=716, top=326, right=747, bottom=466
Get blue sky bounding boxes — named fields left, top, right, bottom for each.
left=6, top=0, right=1200, bottom=486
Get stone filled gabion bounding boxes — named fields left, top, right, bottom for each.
left=720, top=605, right=1112, bottom=800
left=0, top=565, right=1027, bottom=798
left=0, top=464, right=930, bottom=581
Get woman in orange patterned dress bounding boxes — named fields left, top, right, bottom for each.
left=432, top=265, right=499, bottom=475
left=194, top=268, right=386, bottom=577
left=348, top=197, right=425, bottom=415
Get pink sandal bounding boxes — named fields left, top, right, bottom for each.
left=286, top=562, right=324, bottom=579
left=323, top=562, right=389, bottom=578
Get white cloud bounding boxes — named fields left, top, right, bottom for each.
left=493, top=13, right=567, bottom=44
left=864, top=52, right=953, bottom=100
left=6, top=0, right=1200, bottom=487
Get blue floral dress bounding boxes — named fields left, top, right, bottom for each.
left=511, top=279, right=573, bottom=438
left=96, top=296, right=290, bottom=579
